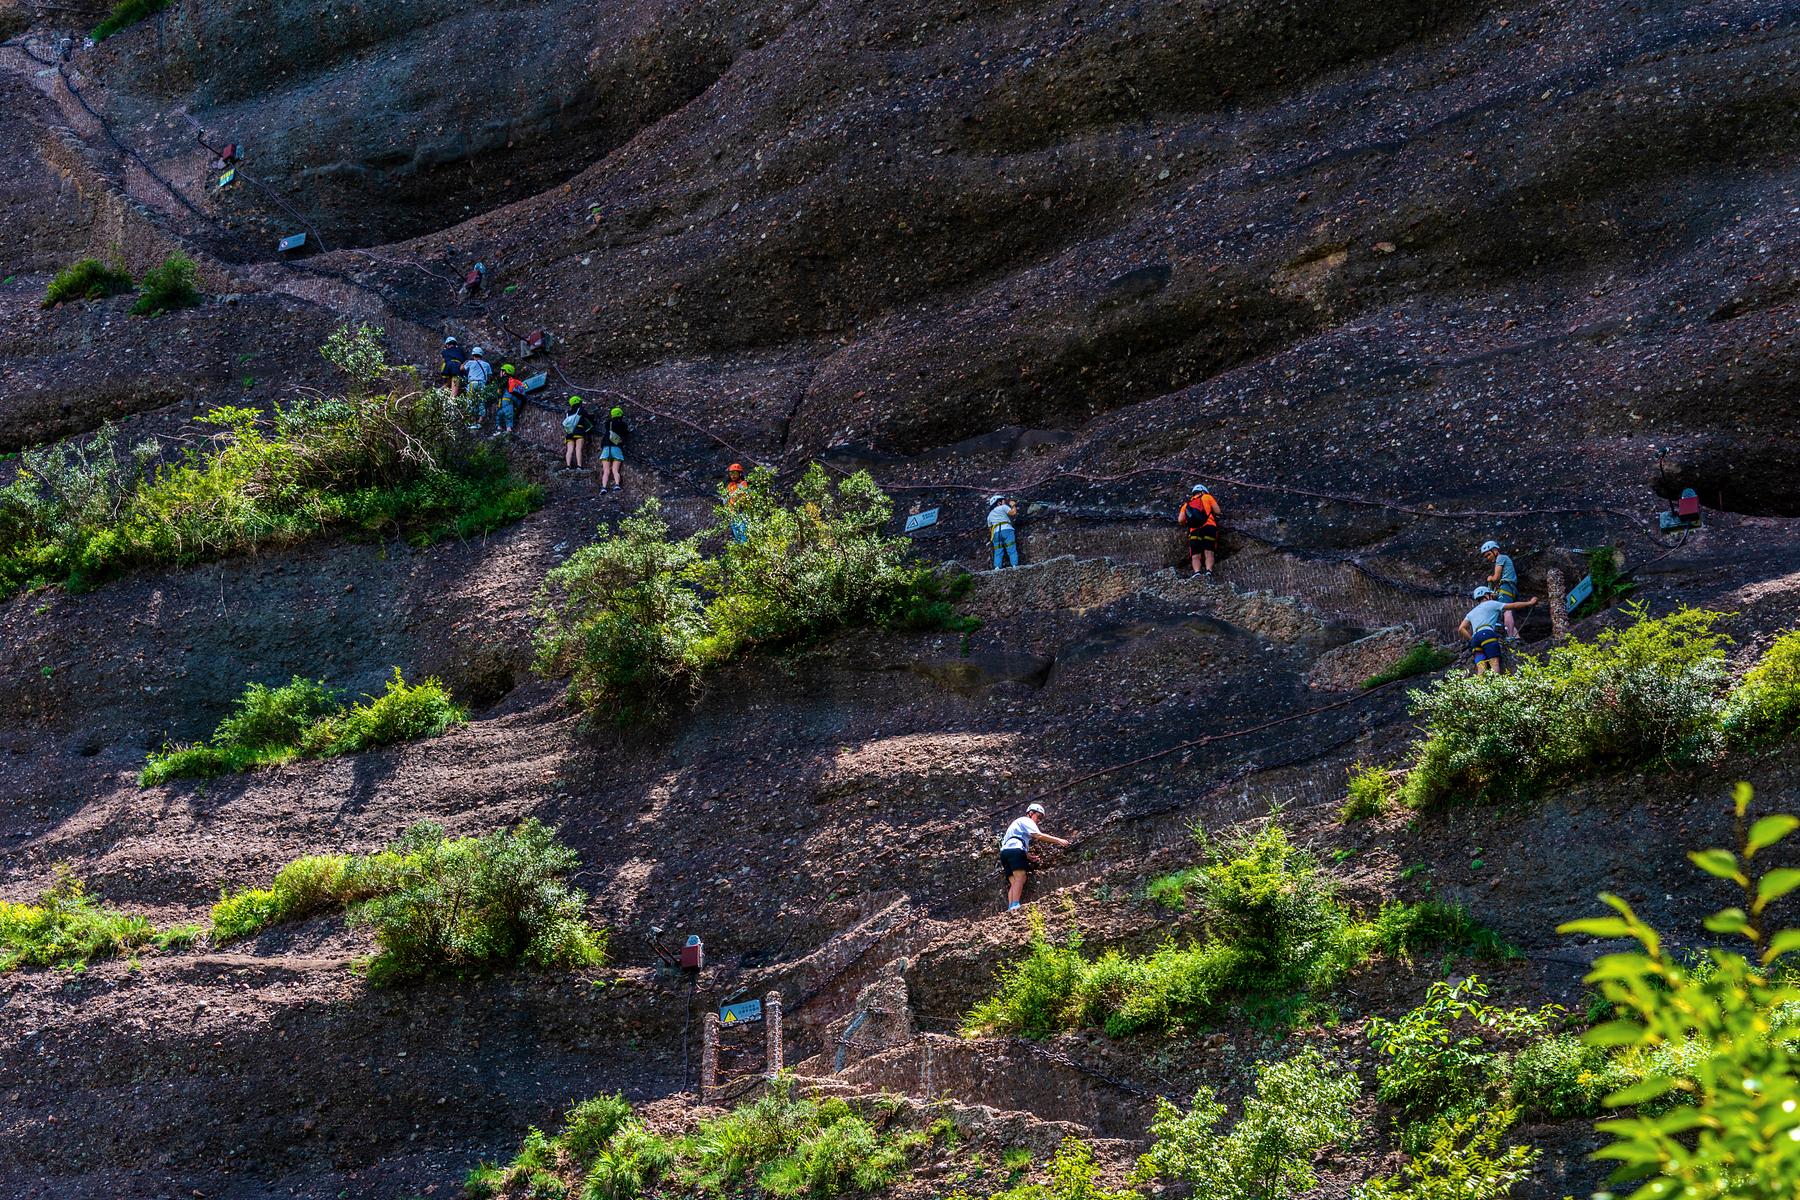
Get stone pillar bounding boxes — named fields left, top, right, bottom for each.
left=700, top=1012, right=719, bottom=1101
left=1546, top=569, right=1570, bottom=644
left=764, top=992, right=783, bottom=1078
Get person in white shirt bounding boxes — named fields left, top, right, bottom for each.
left=460, top=347, right=495, bottom=431
left=1460, top=586, right=1538, bottom=675
left=987, top=494, right=1019, bottom=570
left=1000, top=801, right=1070, bottom=912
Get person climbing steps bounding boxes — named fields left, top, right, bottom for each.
left=1000, top=801, right=1070, bottom=912
left=439, top=336, right=466, bottom=398
left=494, top=363, right=522, bottom=437
left=987, top=494, right=1019, bottom=570
left=563, top=396, right=590, bottom=469
left=1178, top=484, right=1221, bottom=576
left=1480, top=540, right=1522, bottom=639
left=1461, top=586, right=1538, bottom=675
left=597, top=406, right=629, bottom=492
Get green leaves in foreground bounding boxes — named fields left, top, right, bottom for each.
left=1559, top=783, right=1800, bottom=1200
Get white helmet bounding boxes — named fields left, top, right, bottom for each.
left=1192, top=484, right=1209, bottom=494
left=988, top=494, right=1005, bottom=507
left=1479, top=540, right=1500, bottom=554
left=469, top=346, right=484, bottom=357
left=443, top=336, right=457, bottom=345
left=1472, top=586, right=1495, bottom=600
left=1026, top=802, right=1046, bottom=816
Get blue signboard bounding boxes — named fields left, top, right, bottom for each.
left=904, top=508, right=940, bottom=533
left=520, top=372, right=547, bottom=393
left=218, top=169, right=236, bottom=188
left=277, top=233, right=306, bottom=252
left=1565, top=574, right=1594, bottom=614
left=720, top=999, right=763, bottom=1025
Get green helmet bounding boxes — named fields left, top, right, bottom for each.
left=569, top=396, right=582, bottom=407
left=610, top=406, right=623, bottom=418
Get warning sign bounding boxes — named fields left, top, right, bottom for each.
left=720, top=999, right=763, bottom=1025
left=904, top=508, right=940, bottom=534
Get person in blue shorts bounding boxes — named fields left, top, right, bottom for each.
left=1480, top=540, right=1522, bottom=639
left=1461, top=586, right=1538, bottom=674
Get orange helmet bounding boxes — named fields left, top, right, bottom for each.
left=727, top=463, right=744, bottom=474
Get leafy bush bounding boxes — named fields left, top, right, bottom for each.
left=559, top=1095, right=635, bottom=1170
left=141, top=669, right=463, bottom=785
left=534, top=467, right=975, bottom=725
left=210, top=851, right=406, bottom=942
left=351, top=819, right=607, bottom=984
left=1362, top=641, right=1453, bottom=689
left=1132, top=1047, right=1360, bottom=1198
left=1341, top=762, right=1394, bottom=822
left=1402, top=605, right=1732, bottom=809
left=130, top=252, right=200, bottom=316
left=1370, top=899, right=1514, bottom=963
left=1144, top=866, right=1204, bottom=910
left=1723, top=629, right=1800, bottom=748
left=43, top=257, right=132, bottom=305
left=0, top=866, right=175, bottom=970
left=1557, top=782, right=1800, bottom=1199
left=1505, top=1032, right=1623, bottom=1119
left=1354, top=1108, right=1538, bottom=1200
left=1571, top=544, right=1635, bottom=619
left=92, top=0, right=170, bottom=39
left=976, top=1139, right=1138, bottom=1200
left=1366, top=977, right=1563, bottom=1149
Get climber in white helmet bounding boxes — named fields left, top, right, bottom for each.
left=987, top=494, right=1020, bottom=571
left=1000, top=801, right=1070, bottom=912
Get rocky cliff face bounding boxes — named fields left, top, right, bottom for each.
left=2, top=0, right=1800, bottom=1197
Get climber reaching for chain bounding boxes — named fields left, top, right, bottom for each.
left=1000, top=801, right=1070, bottom=913
left=1460, top=586, right=1538, bottom=676
left=1479, top=540, right=1522, bottom=640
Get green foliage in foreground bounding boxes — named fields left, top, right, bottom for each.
left=1402, top=605, right=1733, bottom=809
left=43, top=257, right=132, bottom=306
left=1132, top=1048, right=1359, bottom=1199
left=0, top=866, right=199, bottom=971
left=93, top=0, right=171, bottom=40
left=130, top=252, right=200, bottom=316
left=141, top=669, right=464, bottom=785
left=965, top=825, right=1508, bottom=1038
left=0, top=325, right=540, bottom=599
left=1354, top=1108, right=1538, bottom=1200
left=1362, top=641, right=1453, bottom=690
left=533, top=468, right=978, bottom=725
left=214, top=820, right=604, bottom=986
left=467, top=1076, right=932, bottom=1200
left=1558, top=782, right=1800, bottom=1200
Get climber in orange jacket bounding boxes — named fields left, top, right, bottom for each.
left=1177, top=484, right=1221, bottom=576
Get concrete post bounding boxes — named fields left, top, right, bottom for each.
left=764, top=991, right=783, bottom=1078
left=700, top=1012, right=718, bottom=1102
left=1546, top=568, right=1570, bottom=644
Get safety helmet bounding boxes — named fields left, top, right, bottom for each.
left=988, top=494, right=1005, bottom=507
left=569, top=396, right=582, bottom=407
left=728, top=462, right=744, bottom=474
left=1479, top=540, right=1500, bottom=554
left=443, top=335, right=458, bottom=345
left=500, top=363, right=515, bottom=373
left=1472, top=586, right=1495, bottom=600
left=469, top=346, right=484, bottom=357
left=1027, top=802, right=1046, bottom=816
left=1192, top=484, right=1209, bottom=494
left=610, top=406, right=624, bottom=418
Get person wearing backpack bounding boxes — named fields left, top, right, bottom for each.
left=1177, top=484, right=1221, bottom=576
left=597, top=406, right=629, bottom=492
left=999, top=801, right=1070, bottom=912
left=563, top=396, right=591, bottom=469
left=439, top=336, right=466, bottom=398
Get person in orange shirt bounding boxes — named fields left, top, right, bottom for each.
left=1177, top=484, right=1221, bottom=576
left=724, top=463, right=749, bottom=542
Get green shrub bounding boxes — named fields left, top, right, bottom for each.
left=142, top=669, right=463, bottom=786
left=1371, top=899, right=1514, bottom=963
left=534, top=467, right=974, bottom=725
left=1723, top=629, right=1800, bottom=747
left=92, top=0, right=170, bottom=38
left=1401, top=605, right=1731, bottom=809
left=1505, top=1032, right=1623, bottom=1119
left=559, top=1095, right=635, bottom=1170
left=583, top=1123, right=675, bottom=1200
left=1362, top=641, right=1453, bottom=690
left=1354, top=1108, right=1538, bottom=1200
left=1571, top=544, right=1635, bottom=619
left=1195, top=823, right=1365, bottom=993
left=352, top=819, right=607, bottom=984
left=43, top=257, right=132, bottom=305
left=130, top=252, right=200, bottom=316
left=973, top=1139, right=1138, bottom=1200
left=1557, top=782, right=1800, bottom=1199
left=1132, top=1047, right=1360, bottom=1198
left=1341, top=762, right=1394, bottom=822
left=208, top=852, right=405, bottom=942
left=1, top=866, right=170, bottom=970
left=1143, top=866, right=1205, bottom=910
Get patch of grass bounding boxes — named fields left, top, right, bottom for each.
left=958, top=1139, right=1137, bottom=1200
left=129, top=252, right=200, bottom=316
left=1143, top=866, right=1204, bottom=910
left=212, top=852, right=388, bottom=942
left=92, top=0, right=170, bottom=39
left=1340, top=761, right=1395, bottom=822
left=0, top=866, right=184, bottom=971
left=43, top=257, right=132, bottom=306
left=141, top=669, right=462, bottom=786
left=533, top=467, right=977, bottom=726
left=1362, top=640, right=1454, bottom=689
left=1401, top=604, right=1734, bottom=810
left=0, top=325, right=541, bottom=600
left=1371, top=899, right=1516, bottom=963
